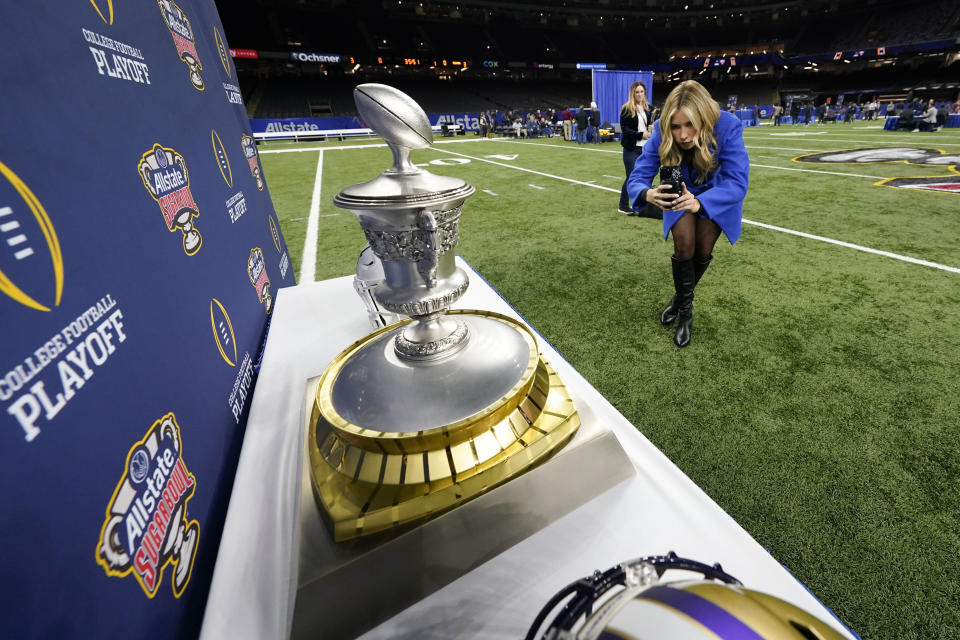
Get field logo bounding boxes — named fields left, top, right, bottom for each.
left=269, top=216, right=282, bottom=253
left=794, top=147, right=960, bottom=194
left=211, top=130, right=233, bottom=188
left=138, top=144, right=203, bottom=255
left=96, top=413, right=199, bottom=598
left=158, top=0, right=203, bottom=90
left=90, top=0, right=114, bottom=25
left=0, top=161, right=64, bottom=312
left=213, top=26, right=231, bottom=78
left=210, top=297, right=237, bottom=366
left=247, top=247, right=273, bottom=313
left=240, top=134, right=264, bottom=191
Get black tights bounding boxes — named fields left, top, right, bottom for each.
left=671, top=211, right=721, bottom=261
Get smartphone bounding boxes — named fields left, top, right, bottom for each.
left=659, top=166, right=683, bottom=196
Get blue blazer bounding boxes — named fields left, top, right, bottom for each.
left=627, top=110, right=750, bottom=244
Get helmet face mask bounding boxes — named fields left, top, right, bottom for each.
left=527, top=553, right=848, bottom=640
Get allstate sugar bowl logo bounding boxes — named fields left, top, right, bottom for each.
left=247, top=247, right=273, bottom=313
left=0, top=160, right=64, bottom=312
left=240, top=134, right=264, bottom=191
left=157, top=0, right=203, bottom=90
left=96, top=413, right=200, bottom=598
left=138, top=144, right=203, bottom=255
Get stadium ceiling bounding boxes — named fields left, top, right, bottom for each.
left=251, top=0, right=903, bottom=17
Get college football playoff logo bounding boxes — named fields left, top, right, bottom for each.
left=794, top=147, right=960, bottom=194
left=209, top=297, right=237, bottom=366
left=138, top=144, right=203, bottom=255
left=213, top=26, right=231, bottom=78
left=158, top=0, right=203, bottom=90
left=90, top=0, right=115, bottom=25
left=247, top=247, right=272, bottom=313
left=0, top=160, right=64, bottom=311
left=96, top=413, right=200, bottom=598
left=211, top=130, right=233, bottom=188
left=240, top=134, right=264, bottom=191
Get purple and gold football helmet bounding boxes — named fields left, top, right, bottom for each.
left=527, top=552, right=848, bottom=640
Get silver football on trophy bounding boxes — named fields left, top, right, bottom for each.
left=354, top=83, right=433, bottom=150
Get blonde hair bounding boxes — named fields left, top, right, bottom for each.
left=658, top=80, right=720, bottom=183
left=621, top=81, right=650, bottom=118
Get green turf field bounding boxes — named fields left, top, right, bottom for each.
left=260, top=120, right=960, bottom=640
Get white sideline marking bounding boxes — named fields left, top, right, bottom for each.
left=300, top=151, right=323, bottom=284
left=430, top=147, right=960, bottom=274
left=482, top=189, right=498, bottom=196
left=259, top=137, right=490, bottom=154
left=528, top=184, right=545, bottom=190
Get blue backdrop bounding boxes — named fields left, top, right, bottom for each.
left=592, top=70, right=654, bottom=129
left=0, top=1, right=295, bottom=637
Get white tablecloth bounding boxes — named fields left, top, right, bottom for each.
left=200, top=258, right=856, bottom=640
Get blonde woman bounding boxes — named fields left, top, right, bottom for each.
left=626, top=80, right=750, bottom=348
left=618, top=81, right=654, bottom=214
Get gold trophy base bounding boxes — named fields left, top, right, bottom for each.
left=307, top=311, right=581, bottom=542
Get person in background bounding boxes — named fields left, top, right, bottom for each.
left=575, top=106, right=589, bottom=144
left=588, top=101, right=600, bottom=143
left=478, top=112, right=488, bottom=138
left=618, top=80, right=653, bottom=215
left=773, top=103, right=783, bottom=126
left=561, top=106, right=574, bottom=140
left=627, top=80, right=750, bottom=348
left=922, top=99, right=938, bottom=131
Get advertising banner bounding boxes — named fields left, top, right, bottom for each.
left=0, top=1, right=295, bottom=637
left=250, top=113, right=485, bottom=134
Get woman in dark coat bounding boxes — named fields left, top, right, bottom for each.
left=618, top=81, right=653, bottom=214
left=627, top=80, right=750, bottom=348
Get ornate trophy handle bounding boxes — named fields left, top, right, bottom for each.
left=417, top=210, right=439, bottom=286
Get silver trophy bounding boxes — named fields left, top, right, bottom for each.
left=310, top=84, right=580, bottom=541
left=335, top=84, right=474, bottom=360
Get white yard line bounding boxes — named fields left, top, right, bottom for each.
left=299, top=151, right=323, bottom=284
left=747, top=221, right=960, bottom=274
left=431, top=147, right=619, bottom=192
left=746, top=145, right=829, bottom=152
left=430, top=147, right=959, bottom=274
left=744, top=135, right=960, bottom=147
left=749, top=163, right=884, bottom=179
left=528, top=184, right=545, bottom=190
left=482, top=189, right=498, bottom=196
left=259, top=137, right=490, bottom=154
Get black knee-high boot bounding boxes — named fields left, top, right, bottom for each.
left=660, top=255, right=712, bottom=325
left=671, top=257, right=696, bottom=347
